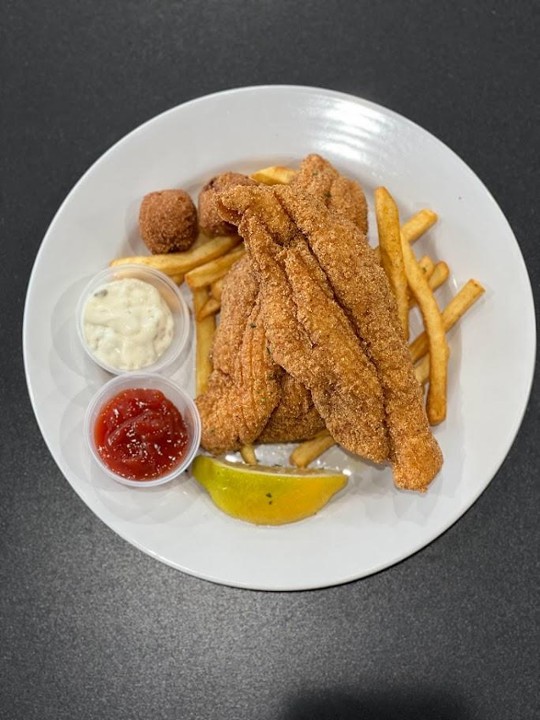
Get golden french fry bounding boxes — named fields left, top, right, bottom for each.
left=169, top=273, right=185, bottom=285
left=375, top=187, right=409, bottom=339
left=251, top=166, right=296, bottom=185
left=418, top=255, right=435, bottom=277
left=401, top=226, right=448, bottom=425
left=415, top=347, right=453, bottom=386
left=197, top=296, right=221, bottom=321
left=409, top=279, right=485, bottom=363
left=414, top=281, right=484, bottom=389
left=414, top=354, right=430, bottom=386
left=240, top=445, right=258, bottom=465
left=211, top=277, right=224, bottom=302
left=411, top=257, right=435, bottom=309
left=191, top=232, right=213, bottom=250
left=110, top=235, right=241, bottom=276
left=401, top=209, right=438, bottom=245
left=374, top=209, right=438, bottom=261
left=185, top=247, right=245, bottom=289
left=290, top=430, right=335, bottom=468
left=193, top=288, right=215, bottom=396
left=427, top=261, right=449, bottom=289
left=409, top=261, right=449, bottom=308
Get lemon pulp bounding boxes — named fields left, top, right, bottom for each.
left=191, top=455, right=347, bottom=525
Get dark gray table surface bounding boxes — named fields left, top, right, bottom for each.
left=2, top=1, right=539, bottom=718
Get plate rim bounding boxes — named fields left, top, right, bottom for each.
left=22, top=84, right=537, bottom=591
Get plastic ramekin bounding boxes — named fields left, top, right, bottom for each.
left=84, top=373, right=201, bottom=487
left=76, top=264, right=190, bottom=375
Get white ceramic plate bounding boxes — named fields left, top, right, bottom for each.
left=23, top=86, right=536, bottom=591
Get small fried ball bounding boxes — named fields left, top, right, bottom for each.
left=198, top=172, right=256, bottom=237
left=139, top=189, right=198, bottom=254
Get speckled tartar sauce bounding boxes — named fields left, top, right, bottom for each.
left=83, top=278, right=174, bottom=370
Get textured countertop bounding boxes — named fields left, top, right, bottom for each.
left=2, top=2, right=539, bottom=718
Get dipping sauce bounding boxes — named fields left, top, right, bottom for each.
left=82, top=278, right=174, bottom=371
left=94, top=388, right=189, bottom=480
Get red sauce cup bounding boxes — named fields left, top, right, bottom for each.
left=84, top=373, right=201, bottom=487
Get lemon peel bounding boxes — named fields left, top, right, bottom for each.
left=192, top=455, right=347, bottom=525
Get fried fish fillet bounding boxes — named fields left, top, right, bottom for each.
left=259, top=158, right=368, bottom=442
left=210, top=254, right=257, bottom=377
left=197, top=249, right=323, bottom=451
left=200, top=155, right=441, bottom=492
left=292, top=153, right=369, bottom=235
left=196, top=255, right=282, bottom=453
left=221, top=187, right=388, bottom=462
left=273, top=184, right=443, bottom=491
left=258, top=374, right=325, bottom=443
left=199, top=155, right=370, bottom=451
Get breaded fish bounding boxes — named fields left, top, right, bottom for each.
left=200, top=155, right=442, bottom=492
left=274, top=184, right=443, bottom=491
left=258, top=374, right=325, bottom=443
left=200, top=156, right=370, bottom=451
left=222, top=188, right=388, bottom=462
left=197, top=241, right=323, bottom=451
left=196, top=255, right=282, bottom=453
left=259, top=156, right=368, bottom=443
left=293, top=154, right=369, bottom=234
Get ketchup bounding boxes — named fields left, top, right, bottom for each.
left=94, top=388, right=189, bottom=480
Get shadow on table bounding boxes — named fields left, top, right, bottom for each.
left=281, top=687, right=474, bottom=720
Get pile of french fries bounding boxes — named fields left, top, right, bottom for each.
left=110, top=165, right=484, bottom=469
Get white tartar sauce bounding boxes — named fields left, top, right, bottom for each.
left=83, top=278, right=174, bottom=370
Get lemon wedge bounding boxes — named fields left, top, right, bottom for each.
left=191, top=455, right=348, bottom=525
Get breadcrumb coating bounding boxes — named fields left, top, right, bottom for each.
left=293, top=154, right=368, bottom=234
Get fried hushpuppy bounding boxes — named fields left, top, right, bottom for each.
left=139, top=189, right=198, bottom=254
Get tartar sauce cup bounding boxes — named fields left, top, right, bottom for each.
left=77, top=264, right=190, bottom=375
left=84, top=373, right=201, bottom=488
